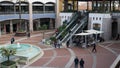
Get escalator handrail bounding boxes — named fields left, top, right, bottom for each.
left=62, top=16, right=88, bottom=43
left=56, top=12, right=79, bottom=39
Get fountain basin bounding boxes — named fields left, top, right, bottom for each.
left=0, top=44, right=42, bottom=64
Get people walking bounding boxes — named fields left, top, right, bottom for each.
left=74, top=56, right=79, bottom=68
left=79, top=58, right=84, bottom=68
left=28, top=32, right=30, bottom=37
left=26, top=32, right=30, bottom=38
left=54, top=40, right=57, bottom=48
left=92, top=41, right=97, bottom=52
left=66, top=40, right=70, bottom=48
left=57, top=39, right=61, bottom=48
left=11, top=37, right=15, bottom=44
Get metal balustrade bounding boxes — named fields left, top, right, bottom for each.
left=56, top=12, right=79, bottom=39
left=61, top=16, right=88, bottom=43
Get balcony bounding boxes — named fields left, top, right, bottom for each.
left=0, top=12, right=56, bottom=21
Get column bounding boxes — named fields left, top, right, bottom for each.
left=92, top=0, right=94, bottom=11
left=119, top=0, right=120, bottom=10
left=87, top=1, right=89, bottom=11
left=25, top=21, right=27, bottom=32
left=64, top=0, right=68, bottom=11
left=72, top=0, right=74, bottom=10
left=49, top=19, right=53, bottom=29
left=43, top=4, right=45, bottom=13
left=96, top=0, right=98, bottom=11
left=110, top=0, right=111, bottom=12
left=4, top=24, right=6, bottom=34
left=14, top=5, right=16, bottom=14
left=0, top=24, right=1, bottom=37
left=17, top=23, right=19, bottom=31
left=10, top=20, right=13, bottom=33
left=77, top=0, right=78, bottom=11
left=29, top=2, right=33, bottom=32
left=55, top=0, right=60, bottom=28
left=38, top=19, right=41, bottom=29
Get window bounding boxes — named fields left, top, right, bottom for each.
left=93, top=17, right=95, bottom=20
left=93, top=23, right=101, bottom=30
left=96, top=17, right=98, bottom=20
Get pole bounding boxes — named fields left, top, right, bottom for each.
left=19, top=0, right=21, bottom=30
left=96, top=32, right=97, bottom=42
left=85, top=35, right=87, bottom=48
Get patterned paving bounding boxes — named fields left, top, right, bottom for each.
left=0, top=30, right=120, bottom=68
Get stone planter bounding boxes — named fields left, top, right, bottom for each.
left=1, top=61, right=17, bottom=68
left=15, top=32, right=26, bottom=36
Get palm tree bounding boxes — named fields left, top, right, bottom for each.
left=0, top=47, right=16, bottom=63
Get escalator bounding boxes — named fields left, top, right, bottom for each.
left=55, top=11, right=88, bottom=44
left=55, top=12, right=80, bottom=39
left=61, top=14, right=88, bottom=43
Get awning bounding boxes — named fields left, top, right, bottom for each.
left=75, top=32, right=92, bottom=36
left=85, top=29, right=103, bottom=34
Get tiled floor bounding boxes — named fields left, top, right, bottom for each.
left=0, top=30, right=120, bottom=68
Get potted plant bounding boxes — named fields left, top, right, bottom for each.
left=41, top=24, right=48, bottom=39
left=15, top=29, right=26, bottom=36
left=50, top=36, right=56, bottom=44
left=0, top=47, right=17, bottom=68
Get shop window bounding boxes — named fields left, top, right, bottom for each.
left=93, top=17, right=95, bottom=20
left=93, top=23, right=101, bottom=30
left=96, top=17, right=98, bottom=20
left=99, top=17, right=101, bottom=20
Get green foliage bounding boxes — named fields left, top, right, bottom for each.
left=63, top=20, right=67, bottom=25
left=17, top=29, right=25, bottom=32
left=0, top=47, right=16, bottom=62
left=50, top=36, right=56, bottom=42
left=61, top=29, right=67, bottom=39
left=39, top=24, right=48, bottom=30
left=58, top=25, right=66, bottom=33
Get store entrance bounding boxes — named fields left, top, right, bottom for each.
left=13, top=24, right=17, bottom=32
left=6, top=24, right=10, bottom=33
left=112, top=21, right=118, bottom=39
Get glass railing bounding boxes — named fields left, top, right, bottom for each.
left=62, top=15, right=88, bottom=43
left=56, top=12, right=79, bottom=39
left=0, top=10, right=55, bottom=15
left=57, top=12, right=82, bottom=42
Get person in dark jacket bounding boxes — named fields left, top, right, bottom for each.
left=79, top=58, right=84, bottom=68
left=11, top=37, right=15, bottom=44
left=74, top=56, right=79, bottom=68
left=66, top=40, right=70, bottom=48
left=92, top=41, right=97, bottom=52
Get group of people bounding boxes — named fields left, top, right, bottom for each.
left=54, top=39, right=61, bottom=48
left=74, top=57, right=84, bottom=68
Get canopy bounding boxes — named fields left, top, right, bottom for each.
left=75, top=32, right=92, bottom=36
left=85, top=29, right=103, bottom=34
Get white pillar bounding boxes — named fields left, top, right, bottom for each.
left=29, top=3, right=33, bottom=32
left=43, top=4, right=45, bottom=13
left=49, top=18, right=53, bottom=29
left=25, top=21, right=27, bottom=32
left=38, top=19, right=41, bottom=28
left=10, top=20, right=13, bottom=33
left=55, top=0, right=60, bottom=28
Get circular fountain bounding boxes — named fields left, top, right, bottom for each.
left=0, top=43, right=43, bottom=64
